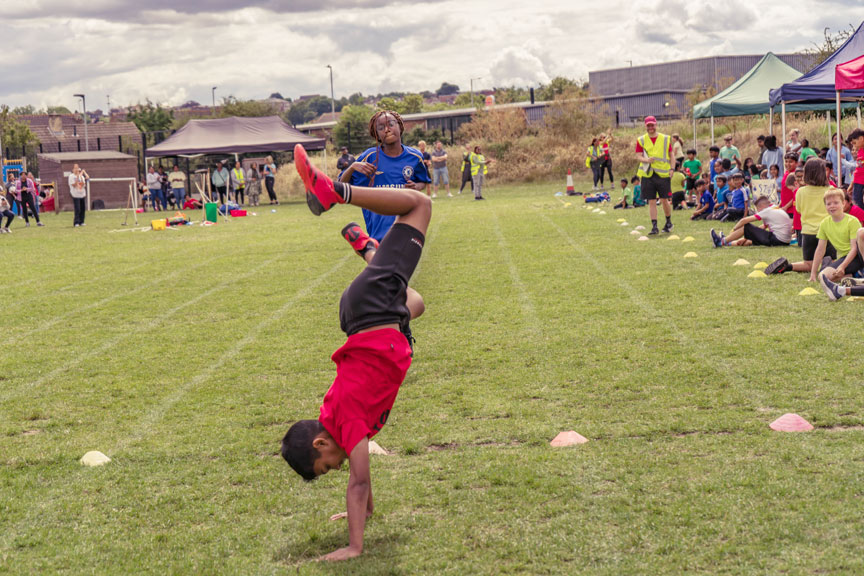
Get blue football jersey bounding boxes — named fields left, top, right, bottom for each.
left=342, top=145, right=431, bottom=242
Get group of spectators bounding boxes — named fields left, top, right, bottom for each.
left=1, top=171, right=47, bottom=233
left=585, top=133, right=616, bottom=190
left=606, top=122, right=864, bottom=301
left=140, top=157, right=279, bottom=212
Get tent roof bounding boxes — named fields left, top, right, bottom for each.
left=770, top=21, right=864, bottom=105
left=145, top=116, right=325, bottom=158
left=693, top=53, right=804, bottom=118
left=836, top=54, right=864, bottom=91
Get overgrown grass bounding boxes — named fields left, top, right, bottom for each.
left=2, top=180, right=864, bottom=575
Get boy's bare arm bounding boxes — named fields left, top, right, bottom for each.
left=809, top=240, right=828, bottom=281
left=320, top=438, right=371, bottom=562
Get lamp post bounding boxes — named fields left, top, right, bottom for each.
left=211, top=86, right=217, bottom=115
left=326, top=65, right=335, bottom=118
left=74, top=93, right=89, bottom=151
left=470, top=77, right=483, bottom=108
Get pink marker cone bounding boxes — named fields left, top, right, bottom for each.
left=769, top=413, right=814, bottom=432
left=550, top=431, right=589, bottom=446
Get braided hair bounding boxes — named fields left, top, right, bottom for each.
left=366, top=110, right=405, bottom=187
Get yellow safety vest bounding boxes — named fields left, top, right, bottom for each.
left=232, top=168, right=246, bottom=187
left=586, top=145, right=601, bottom=168
left=636, top=133, right=671, bottom=179
left=470, top=153, right=487, bottom=176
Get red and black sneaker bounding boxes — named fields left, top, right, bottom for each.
left=294, top=144, right=344, bottom=215
left=341, top=222, right=378, bottom=258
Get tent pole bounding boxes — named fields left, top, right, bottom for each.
left=710, top=115, right=714, bottom=146
left=857, top=103, right=862, bottom=129
left=827, top=111, right=832, bottom=148
left=692, top=115, right=697, bottom=154
left=837, top=91, right=843, bottom=188
left=769, top=107, right=773, bottom=137
left=781, top=101, right=786, bottom=151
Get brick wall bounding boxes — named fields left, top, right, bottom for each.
left=39, top=156, right=138, bottom=211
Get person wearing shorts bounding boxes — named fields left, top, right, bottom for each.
left=430, top=141, right=451, bottom=197
left=711, top=196, right=792, bottom=247
left=634, top=116, right=673, bottom=235
left=282, top=143, right=431, bottom=563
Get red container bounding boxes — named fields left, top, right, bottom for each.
left=229, top=210, right=247, bottom=217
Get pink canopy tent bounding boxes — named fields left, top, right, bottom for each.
left=834, top=55, right=864, bottom=186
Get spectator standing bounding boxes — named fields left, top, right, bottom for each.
left=671, top=133, right=685, bottom=167
left=212, top=161, right=229, bottom=204
left=247, top=162, right=262, bottom=207
left=158, top=167, right=171, bottom=208
left=826, top=133, right=855, bottom=185
left=146, top=166, right=164, bottom=211
left=430, top=141, right=451, bottom=197
left=459, top=145, right=473, bottom=195
left=587, top=138, right=603, bottom=190
left=168, top=165, right=186, bottom=209
left=786, top=129, right=802, bottom=155
left=599, top=133, right=614, bottom=188
left=336, top=147, right=355, bottom=172
left=27, top=172, right=41, bottom=217
left=708, top=145, right=721, bottom=182
left=470, top=145, right=489, bottom=200
left=682, top=149, right=702, bottom=197
left=68, top=163, right=88, bottom=227
left=0, top=188, right=14, bottom=233
left=719, top=134, right=741, bottom=162
left=18, top=172, right=42, bottom=227
left=263, top=156, right=278, bottom=205
left=418, top=140, right=433, bottom=197
left=760, top=135, right=784, bottom=177
left=756, top=135, right=766, bottom=167
left=231, top=161, right=246, bottom=205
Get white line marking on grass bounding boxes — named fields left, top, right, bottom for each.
left=0, top=253, right=285, bottom=405
left=490, top=209, right=539, bottom=330
left=0, top=254, right=222, bottom=348
left=111, top=255, right=350, bottom=454
left=537, top=211, right=766, bottom=406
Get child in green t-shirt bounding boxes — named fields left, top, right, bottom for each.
left=613, top=178, right=632, bottom=209
left=811, top=187, right=862, bottom=282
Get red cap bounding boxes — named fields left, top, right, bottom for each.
left=644, top=116, right=657, bottom=125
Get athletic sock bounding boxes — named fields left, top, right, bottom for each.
left=333, top=182, right=352, bottom=204
left=666, top=216, right=672, bottom=225
left=652, top=219, right=657, bottom=227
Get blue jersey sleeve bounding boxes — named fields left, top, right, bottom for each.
left=403, top=147, right=431, bottom=183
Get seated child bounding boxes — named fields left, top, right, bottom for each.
left=810, top=187, right=862, bottom=283
left=183, top=197, right=203, bottom=210
left=670, top=163, right=688, bottom=210
left=844, top=190, right=864, bottom=225
left=613, top=178, right=632, bottom=209
left=710, top=195, right=792, bottom=247
left=690, top=180, right=714, bottom=220
left=722, top=173, right=749, bottom=221
left=706, top=175, right=729, bottom=220
left=631, top=176, right=646, bottom=207
left=282, top=144, right=431, bottom=562
left=0, top=193, right=15, bottom=233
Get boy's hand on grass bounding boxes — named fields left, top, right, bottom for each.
left=318, top=546, right=362, bottom=562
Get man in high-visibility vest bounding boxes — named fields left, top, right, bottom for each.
left=231, top=161, right=246, bottom=205
left=634, top=116, right=673, bottom=235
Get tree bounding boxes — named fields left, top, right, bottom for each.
left=46, top=106, right=72, bottom=114
left=493, top=86, right=529, bottom=104
left=537, top=76, right=581, bottom=101
left=401, top=94, right=424, bottom=114
left=805, top=25, right=856, bottom=66
left=436, top=82, right=460, bottom=96
left=0, top=105, right=40, bottom=167
left=453, top=92, right=477, bottom=107
left=285, top=100, right=316, bottom=125
left=11, top=105, right=35, bottom=115
left=332, top=105, right=375, bottom=152
left=218, top=96, right=278, bottom=118
left=128, top=101, right=174, bottom=133
left=348, top=92, right=366, bottom=106
left=376, top=97, right=400, bottom=113
left=269, top=92, right=285, bottom=100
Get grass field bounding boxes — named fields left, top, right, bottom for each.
left=2, top=182, right=864, bottom=575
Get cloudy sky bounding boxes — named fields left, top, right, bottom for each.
left=2, top=0, right=863, bottom=111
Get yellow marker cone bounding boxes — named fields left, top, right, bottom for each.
left=682, top=236, right=695, bottom=242
left=748, top=270, right=768, bottom=278
left=617, top=218, right=626, bottom=223
left=848, top=296, right=864, bottom=302
left=753, top=262, right=768, bottom=270
left=684, top=252, right=698, bottom=258
left=564, top=202, right=572, bottom=207
left=598, top=210, right=607, bottom=214
left=667, top=234, right=680, bottom=241
left=733, top=258, right=750, bottom=266
left=80, top=451, right=111, bottom=467
left=799, top=287, right=820, bottom=296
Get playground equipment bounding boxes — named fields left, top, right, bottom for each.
left=2, top=157, right=26, bottom=182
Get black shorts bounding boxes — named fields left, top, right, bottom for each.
left=743, top=223, right=788, bottom=246
left=800, top=233, right=837, bottom=262
left=685, top=177, right=697, bottom=191
left=339, top=223, right=425, bottom=336
left=640, top=174, right=671, bottom=200
left=822, top=252, right=864, bottom=276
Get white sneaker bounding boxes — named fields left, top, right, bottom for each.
left=74, top=224, right=80, bottom=227
left=0, top=228, right=6, bottom=234
left=81, top=223, right=86, bottom=226
left=25, top=222, right=30, bottom=227
left=5, top=227, right=10, bottom=234
left=37, top=222, right=44, bottom=227
left=447, top=192, right=453, bottom=197
left=431, top=193, right=437, bottom=198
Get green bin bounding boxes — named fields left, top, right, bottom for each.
left=205, top=202, right=218, bottom=223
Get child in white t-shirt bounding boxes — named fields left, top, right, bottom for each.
left=711, top=196, right=792, bottom=247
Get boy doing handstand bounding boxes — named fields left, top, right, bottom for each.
left=282, top=144, right=431, bottom=562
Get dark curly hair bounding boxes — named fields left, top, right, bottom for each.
left=281, top=420, right=325, bottom=481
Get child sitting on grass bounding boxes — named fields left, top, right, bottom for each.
left=710, top=195, right=792, bottom=247
left=690, top=179, right=714, bottom=220
left=809, top=187, right=862, bottom=283
left=765, top=158, right=832, bottom=275
left=613, top=178, right=632, bottom=209
left=706, top=175, right=729, bottom=220
left=723, top=172, right=750, bottom=221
